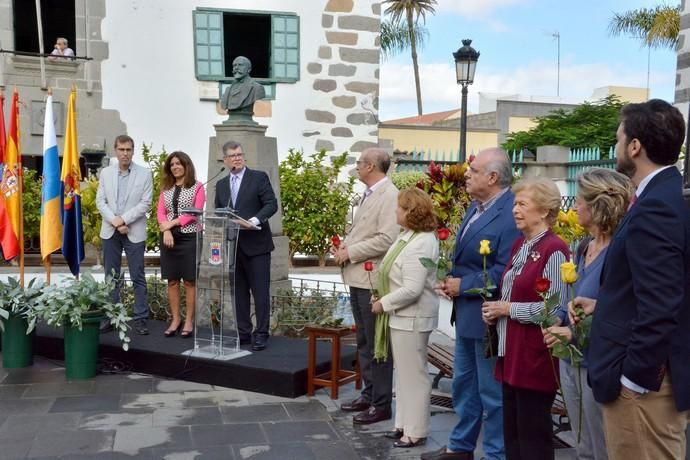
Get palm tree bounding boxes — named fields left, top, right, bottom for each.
left=608, top=5, right=680, bottom=50
left=383, top=0, right=437, bottom=116
left=380, top=19, right=428, bottom=61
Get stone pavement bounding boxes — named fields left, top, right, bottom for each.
left=0, top=351, right=580, bottom=460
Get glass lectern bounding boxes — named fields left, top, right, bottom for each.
left=180, top=208, right=253, bottom=360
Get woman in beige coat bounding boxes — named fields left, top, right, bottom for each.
left=372, top=188, right=440, bottom=448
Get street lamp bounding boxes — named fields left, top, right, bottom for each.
left=453, top=39, right=480, bottom=163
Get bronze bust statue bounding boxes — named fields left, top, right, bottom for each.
left=220, top=56, right=265, bottom=123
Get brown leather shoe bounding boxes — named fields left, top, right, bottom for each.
left=340, top=396, right=370, bottom=412
left=352, top=406, right=392, bottom=425
left=420, top=446, right=473, bottom=460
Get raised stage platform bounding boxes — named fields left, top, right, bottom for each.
left=33, top=320, right=358, bottom=398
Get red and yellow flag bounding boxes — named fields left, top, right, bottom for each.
left=0, top=90, right=21, bottom=260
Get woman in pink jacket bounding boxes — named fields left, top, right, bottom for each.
left=157, top=151, right=205, bottom=337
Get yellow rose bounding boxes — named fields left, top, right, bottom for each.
left=560, top=260, right=578, bottom=284
left=479, top=239, right=491, bottom=256
left=557, top=210, right=568, bottom=224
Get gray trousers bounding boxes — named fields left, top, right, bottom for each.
left=103, top=233, right=148, bottom=321
left=350, top=286, right=393, bottom=409
left=560, top=360, right=608, bottom=460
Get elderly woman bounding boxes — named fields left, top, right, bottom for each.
left=371, top=188, right=440, bottom=449
left=481, top=177, right=569, bottom=460
left=157, top=151, right=206, bottom=338
left=543, top=169, right=633, bottom=460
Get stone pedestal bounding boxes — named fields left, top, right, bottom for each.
left=207, top=123, right=289, bottom=292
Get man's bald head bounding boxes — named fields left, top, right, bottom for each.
left=475, top=147, right=513, bottom=188
left=360, top=148, right=391, bottom=174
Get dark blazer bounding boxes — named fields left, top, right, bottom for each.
left=588, top=167, right=690, bottom=411
left=450, top=190, right=520, bottom=339
left=215, top=167, right=278, bottom=257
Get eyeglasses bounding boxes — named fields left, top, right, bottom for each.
left=225, top=153, right=244, bottom=159
left=356, top=160, right=370, bottom=166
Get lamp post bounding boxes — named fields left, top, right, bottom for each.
left=453, top=39, right=480, bottom=163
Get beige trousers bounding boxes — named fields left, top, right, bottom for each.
left=602, top=374, right=687, bottom=460
left=390, top=328, right=432, bottom=439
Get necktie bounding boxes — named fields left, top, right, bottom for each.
left=231, top=175, right=239, bottom=207
left=627, top=194, right=637, bottom=211
left=360, top=189, right=372, bottom=205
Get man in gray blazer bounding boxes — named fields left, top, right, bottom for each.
left=334, top=147, right=399, bottom=424
left=96, top=135, right=153, bottom=335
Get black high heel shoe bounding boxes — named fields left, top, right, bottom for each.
left=383, top=429, right=404, bottom=440
left=164, top=323, right=181, bottom=337
left=393, top=436, right=426, bottom=448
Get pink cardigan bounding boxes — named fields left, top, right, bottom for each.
left=156, top=182, right=206, bottom=226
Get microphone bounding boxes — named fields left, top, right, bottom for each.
left=180, top=167, right=225, bottom=216
left=203, top=166, right=226, bottom=189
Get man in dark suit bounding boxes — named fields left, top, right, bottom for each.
left=215, top=141, right=277, bottom=351
left=422, top=148, right=519, bottom=460
left=583, top=99, right=690, bottom=459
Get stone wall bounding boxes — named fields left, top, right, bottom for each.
left=0, top=0, right=126, bottom=158
left=304, top=0, right=381, bottom=158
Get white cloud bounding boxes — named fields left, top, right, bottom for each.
left=435, top=0, right=531, bottom=19
left=379, top=59, right=674, bottom=121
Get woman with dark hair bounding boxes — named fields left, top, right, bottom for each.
left=371, top=187, right=440, bottom=448
left=157, top=151, right=205, bottom=337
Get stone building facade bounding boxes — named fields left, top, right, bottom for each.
left=0, top=0, right=382, bottom=179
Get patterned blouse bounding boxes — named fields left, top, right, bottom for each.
left=156, top=181, right=205, bottom=234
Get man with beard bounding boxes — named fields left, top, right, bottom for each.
left=220, top=56, right=265, bottom=114
left=578, top=99, right=690, bottom=459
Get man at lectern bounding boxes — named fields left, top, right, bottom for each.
left=214, top=141, right=277, bottom=351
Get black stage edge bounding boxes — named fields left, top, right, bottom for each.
left=34, top=320, right=357, bottom=398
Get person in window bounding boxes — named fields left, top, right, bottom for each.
left=157, top=151, right=206, bottom=338
left=371, top=187, right=440, bottom=449
left=48, top=37, right=74, bottom=60
left=481, top=177, right=569, bottom=460
left=543, top=168, right=633, bottom=460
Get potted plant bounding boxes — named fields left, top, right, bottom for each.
left=34, top=273, right=131, bottom=379
left=0, top=277, right=44, bottom=368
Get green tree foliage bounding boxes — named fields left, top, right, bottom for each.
left=383, top=0, right=437, bottom=116
left=380, top=19, right=428, bottom=60
left=140, top=144, right=168, bottom=252
left=22, top=168, right=42, bottom=240
left=80, top=176, right=102, bottom=261
left=390, top=170, right=427, bottom=190
left=279, top=149, right=355, bottom=265
left=502, top=96, right=625, bottom=154
left=609, top=4, right=680, bottom=50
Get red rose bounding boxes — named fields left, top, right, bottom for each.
left=468, top=154, right=476, bottom=164
left=364, top=261, right=374, bottom=272
left=437, top=228, right=450, bottom=241
left=535, top=277, right=551, bottom=294
left=331, top=235, right=341, bottom=248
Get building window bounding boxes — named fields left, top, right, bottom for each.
left=13, top=0, right=76, bottom=55
left=193, top=8, right=299, bottom=83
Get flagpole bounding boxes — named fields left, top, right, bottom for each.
left=15, top=87, right=25, bottom=288
left=35, top=0, right=47, bottom=89
left=44, top=87, right=53, bottom=285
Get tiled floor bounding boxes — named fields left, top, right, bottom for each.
left=0, top=350, right=579, bottom=460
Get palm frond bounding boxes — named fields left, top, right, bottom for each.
left=380, top=19, right=428, bottom=60
left=383, top=0, right=437, bottom=25
left=608, top=5, right=679, bottom=50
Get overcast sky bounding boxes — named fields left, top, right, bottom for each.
left=378, top=0, right=677, bottom=121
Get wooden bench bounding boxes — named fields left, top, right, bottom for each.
left=427, top=341, right=571, bottom=434
left=427, top=342, right=454, bottom=389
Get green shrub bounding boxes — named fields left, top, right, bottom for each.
left=390, top=170, right=426, bottom=190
